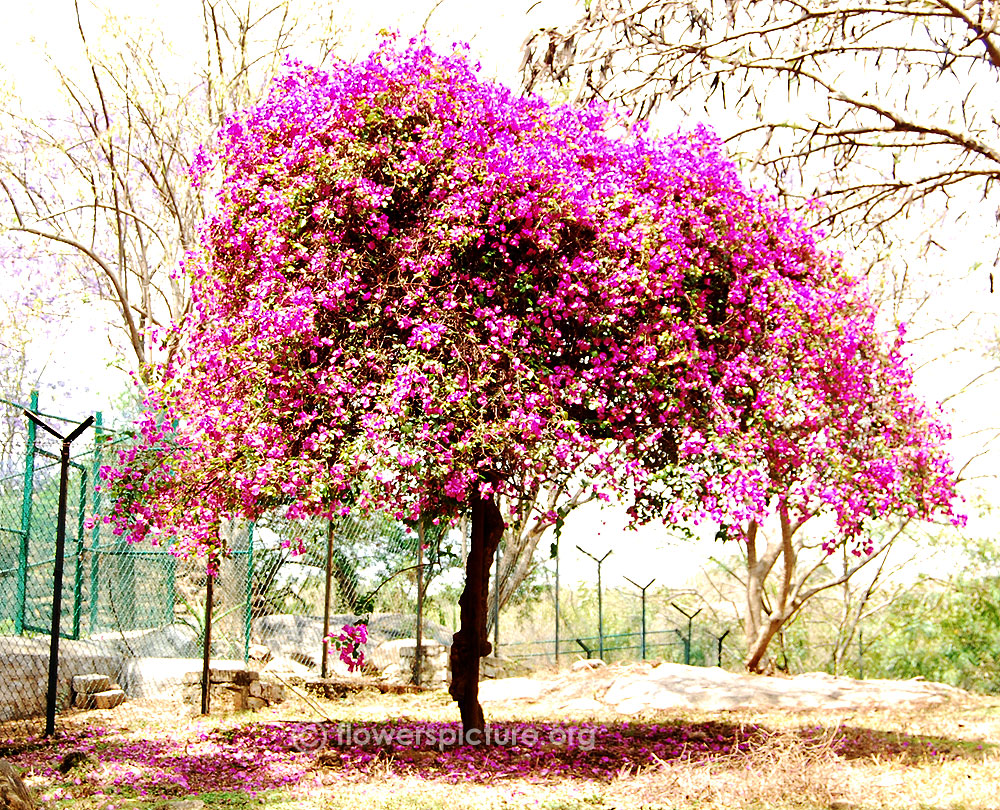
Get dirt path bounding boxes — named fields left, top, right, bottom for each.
left=478, top=661, right=969, bottom=715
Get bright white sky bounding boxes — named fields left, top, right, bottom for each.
left=1, top=0, right=996, bottom=589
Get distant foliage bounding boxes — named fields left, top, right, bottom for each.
left=861, top=538, right=1000, bottom=693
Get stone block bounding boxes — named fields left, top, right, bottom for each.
left=92, top=689, right=126, bottom=710
left=209, top=668, right=244, bottom=684
left=264, top=684, right=286, bottom=703
left=248, top=681, right=264, bottom=698
left=210, top=686, right=245, bottom=712
left=73, top=692, right=96, bottom=710
left=72, top=674, right=110, bottom=694
left=233, top=670, right=259, bottom=686
left=183, top=683, right=246, bottom=711
left=246, top=696, right=266, bottom=711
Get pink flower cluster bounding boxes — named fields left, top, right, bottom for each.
left=325, top=623, right=368, bottom=672
left=95, top=38, right=960, bottom=561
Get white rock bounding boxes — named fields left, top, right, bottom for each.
left=478, top=677, right=548, bottom=702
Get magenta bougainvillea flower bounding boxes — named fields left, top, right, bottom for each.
left=96, top=37, right=958, bottom=562
left=6, top=719, right=951, bottom=800
left=325, top=623, right=368, bottom=672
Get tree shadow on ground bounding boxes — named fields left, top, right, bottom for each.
left=2, top=718, right=991, bottom=794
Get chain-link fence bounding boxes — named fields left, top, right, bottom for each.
left=0, top=391, right=743, bottom=738
left=0, top=393, right=470, bottom=737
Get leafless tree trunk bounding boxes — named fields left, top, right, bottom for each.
left=486, top=478, right=596, bottom=629
left=738, top=509, right=913, bottom=672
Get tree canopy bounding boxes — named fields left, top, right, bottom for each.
left=106, top=40, right=956, bottom=542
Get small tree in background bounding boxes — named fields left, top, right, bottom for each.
left=0, top=0, right=341, bottom=375
left=98, top=40, right=959, bottom=734
left=718, top=271, right=961, bottom=671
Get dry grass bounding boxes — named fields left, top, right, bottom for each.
left=300, top=684, right=1000, bottom=810
left=12, top=672, right=1000, bottom=810
left=604, top=731, right=1000, bottom=810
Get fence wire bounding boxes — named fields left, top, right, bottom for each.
left=0, top=393, right=477, bottom=736
left=0, top=392, right=730, bottom=738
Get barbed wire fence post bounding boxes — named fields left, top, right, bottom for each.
left=624, top=576, right=656, bottom=661
left=672, top=603, right=702, bottom=667
left=21, top=409, right=94, bottom=736
left=715, top=629, right=731, bottom=668
left=577, top=546, right=612, bottom=661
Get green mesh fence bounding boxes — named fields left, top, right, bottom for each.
left=0, top=391, right=730, bottom=738
left=0, top=392, right=467, bottom=736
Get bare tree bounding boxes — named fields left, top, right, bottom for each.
left=0, top=0, right=341, bottom=378
left=522, top=0, right=1000, bottom=283
left=735, top=516, right=920, bottom=671
left=486, top=477, right=598, bottom=627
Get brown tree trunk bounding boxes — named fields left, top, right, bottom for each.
left=449, top=486, right=504, bottom=738
left=744, top=506, right=796, bottom=673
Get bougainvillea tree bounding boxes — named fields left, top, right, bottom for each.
left=638, top=261, right=963, bottom=672
left=99, top=39, right=959, bottom=732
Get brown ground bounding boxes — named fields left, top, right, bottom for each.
left=7, top=662, right=1000, bottom=810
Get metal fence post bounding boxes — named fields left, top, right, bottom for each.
left=858, top=628, right=864, bottom=679
left=414, top=521, right=425, bottom=686
left=201, top=571, right=214, bottom=715
left=167, top=554, right=176, bottom=626
left=577, top=546, right=612, bottom=661
left=716, top=629, right=730, bottom=667
left=625, top=576, right=656, bottom=660
left=244, top=523, right=254, bottom=662
left=554, top=540, right=560, bottom=665
left=89, top=412, right=103, bottom=634
left=321, top=519, right=335, bottom=679
left=22, top=410, right=94, bottom=737
left=492, top=535, right=500, bottom=658
left=71, top=465, right=88, bottom=639
left=15, top=390, right=38, bottom=636
left=672, top=603, right=702, bottom=666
